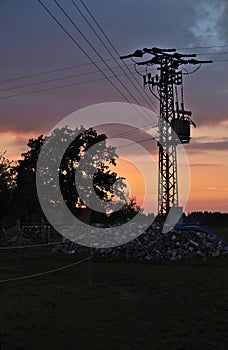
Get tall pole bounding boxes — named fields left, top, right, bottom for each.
left=120, top=48, right=212, bottom=219
left=158, top=55, right=177, bottom=216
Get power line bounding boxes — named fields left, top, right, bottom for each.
left=0, top=63, right=135, bottom=93
left=1, top=52, right=226, bottom=88
left=197, top=51, right=228, bottom=56
left=0, top=54, right=228, bottom=100
left=117, top=136, right=157, bottom=149
left=113, top=123, right=155, bottom=139
left=1, top=46, right=227, bottom=87
left=99, top=123, right=157, bottom=147
left=73, top=0, right=158, bottom=114
left=37, top=0, right=156, bottom=127
left=36, top=1, right=133, bottom=104
left=0, top=71, right=142, bottom=100
left=178, top=44, right=228, bottom=50
left=52, top=0, right=157, bottom=124
left=0, top=57, right=119, bottom=85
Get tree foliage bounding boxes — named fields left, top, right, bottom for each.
left=0, top=152, right=16, bottom=220
left=4, top=127, right=127, bottom=223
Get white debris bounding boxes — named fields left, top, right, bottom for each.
left=52, top=224, right=228, bottom=262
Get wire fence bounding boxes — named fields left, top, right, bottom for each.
left=0, top=241, right=60, bottom=250
left=0, top=255, right=92, bottom=284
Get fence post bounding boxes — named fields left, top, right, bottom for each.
left=16, top=218, right=22, bottom=240
left=41, top=217, right=48, bottom=244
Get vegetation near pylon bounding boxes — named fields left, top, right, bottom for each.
left=0, top=127, right=130, bottom=224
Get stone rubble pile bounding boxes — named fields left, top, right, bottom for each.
left=52, top=226, right=228, bottom=262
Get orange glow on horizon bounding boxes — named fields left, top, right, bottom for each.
left=1, top=125, right=228, bottom=214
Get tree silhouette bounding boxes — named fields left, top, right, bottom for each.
left=0, top=153, right=16, bottom=221
left=6, top=126, right=126, bottom=224
left=3, top=136, right=45, bottom=223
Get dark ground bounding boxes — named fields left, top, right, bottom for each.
left=0, top=228, right=228, bottom=350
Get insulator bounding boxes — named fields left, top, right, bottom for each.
left=172, top=53, right=196, bottom=59
left=143, top=75, right=147, bottom=86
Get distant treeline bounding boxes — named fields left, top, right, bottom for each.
left=184, top=212, right=228, bottom=227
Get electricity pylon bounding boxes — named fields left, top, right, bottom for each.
left=120, top=47, right=212, bottom=218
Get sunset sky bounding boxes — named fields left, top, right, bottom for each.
left=0, top=0, right=228, bottom=214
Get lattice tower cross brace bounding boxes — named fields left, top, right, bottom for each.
left=158, top=56, right=178, bottom=216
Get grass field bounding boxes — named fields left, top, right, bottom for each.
left=0, top=236, right=228, bottom=350
left=208, top=226, right=228, bottom=241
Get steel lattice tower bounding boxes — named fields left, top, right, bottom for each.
left=120, top=47, right=212, bottom=219
left=157, top=55, right=178, bottom=216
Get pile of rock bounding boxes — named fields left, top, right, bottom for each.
left=52, top=226, right=228, bottom=262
